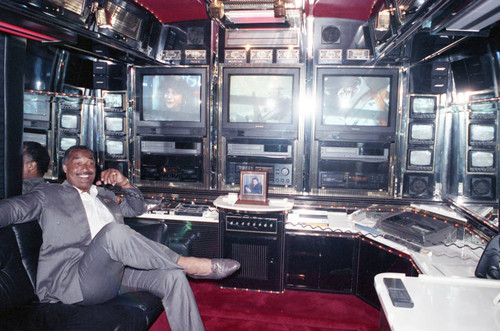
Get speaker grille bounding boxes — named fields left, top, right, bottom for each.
left=232, top=243, right=268, bottom=280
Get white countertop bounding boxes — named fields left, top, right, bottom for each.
left=375, top=273, right=500, bottom=331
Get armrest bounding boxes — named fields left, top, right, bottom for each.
left=124, top=218, right=168, bottom=245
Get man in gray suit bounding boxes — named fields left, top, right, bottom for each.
left=0, top=145, right=239, bottom=331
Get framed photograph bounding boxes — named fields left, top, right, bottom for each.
left=237, top=171, right=268, bottom=205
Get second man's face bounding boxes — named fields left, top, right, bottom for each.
left=62, top=149, right=96, bottom=192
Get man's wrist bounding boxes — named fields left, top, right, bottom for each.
left=120, top=178, right=133, bottom=189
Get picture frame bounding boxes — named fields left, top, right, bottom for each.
left=237, top=171, right=268, bottom=205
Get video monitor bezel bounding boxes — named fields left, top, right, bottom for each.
left=135, top=66, right=208, bottom=137
left=409, top=95, right=437, bottom=119
left=221, top=65, right=301, bottom=139
left=408, top=121, right=436, bottom=145
left=104, top=115, right=126, bottom=135
left=469, top=123, right=497, bottom=146
left=105, top=138, right=127, bottom=159
left=315, top=67, right=399, bottom=142
left=103, top=91, right=126, bottom=111
left=407, top=148, right=434, bottom=171
left=23, top=131, right=48, bottom=147
left=59, top=112, right=81, bottom=133
left=468, top=149, right=496, bottom=173
left=23, top=93, right=52, bottom=122
left=59, top=135, right=80, bottom=152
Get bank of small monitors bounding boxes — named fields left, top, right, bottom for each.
left=56, top=88, right=86, bottom=165
left=102, top=92, right=128, bottom=171
left=464, top=92, right=498, bottom=201
left=403, top=95, right=438, bottom=199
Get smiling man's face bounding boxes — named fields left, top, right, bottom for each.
left=62, top=149, right=96, bottom=192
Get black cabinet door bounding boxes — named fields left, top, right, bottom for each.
left=286, top=234, right=356, bottom=294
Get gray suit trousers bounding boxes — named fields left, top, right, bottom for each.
left=77, top=222, right=204, bottom=331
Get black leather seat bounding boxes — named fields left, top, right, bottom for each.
left=0, top=219, right=167, bottom=331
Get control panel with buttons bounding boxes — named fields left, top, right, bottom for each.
left=226, top=215, right=279, bottom=234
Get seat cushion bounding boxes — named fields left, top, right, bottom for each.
left=0, top=291, right=163, bottom=331
left=0, top=225, right=38, bottom=313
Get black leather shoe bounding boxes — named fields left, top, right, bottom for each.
left=189, top=259, right=240, bottom=280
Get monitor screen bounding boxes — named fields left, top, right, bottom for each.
left=469, top=93, right=497, bottom=112
left=105, top=117, right=125, bottom=132
left=221, top=66, right=301, bottom=139
left=408, top=149, right=433, bottom=167
left=104, top=93, right=124, bottom=109
left=321, top=76, right=391, bottom=126
left=227, top=75, right=294, bottom=124
left=24, top=94, right=51, bottom=117
left=409, top=122, right=435, bottom=142
left=410, top=96, right=437, bottom=118
left=315, top=67, right=398, bottom=141
left=106, top=140, right=125, bottom=155
left=141, top=74, right=202, bottom=122
left=470, top=124, right=496, bottom=144
left=60, top=137, right=79, bottom=151
left=469, top=150, right=495, bottom=169
left=23, top=132, right=47, bottom=146
left=60, top=114, right=80, bottom=130
left=24, top=42, right=58, bottom=92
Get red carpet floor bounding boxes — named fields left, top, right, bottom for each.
left=149, top=281, right=380, bottom=331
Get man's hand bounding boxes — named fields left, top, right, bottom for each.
left=96, top=169, right=134, bottom=189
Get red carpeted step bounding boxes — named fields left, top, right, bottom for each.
left=149, top=281, right=379, bottom=331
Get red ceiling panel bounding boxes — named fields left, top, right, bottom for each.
left=138, top=0, right=208, bottom=23
left=137, top=0, right=378, bottom=23
left=309, top=0, right=379, bottom=21
left=137, top=0, right=379, bottom=23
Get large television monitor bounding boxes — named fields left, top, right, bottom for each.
left=24, top=42, right=58, bottom=92
left=222, top=66, right=301, bottom=139
left=315, top=67, right=398, bottom=142
left=135, top=66, right=208, bottom=137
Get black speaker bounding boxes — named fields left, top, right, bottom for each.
left=219, top=211, right=285, bottom=292
left=468, top=175, right=496, bottom=200
left=321, top=25, right=341, bottom=44
left=403, top=173, right=434, bottom=198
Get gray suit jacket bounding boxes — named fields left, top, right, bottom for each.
left=0, top=181, right=147, bottom=304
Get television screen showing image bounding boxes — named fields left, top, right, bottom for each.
left=469, top=124, right=496, bottom=145
left=141, top=74, right=202, bottom=122
left=106, top=140, right=125, bottom=155
left=60, top=114, right=79, bottom=130
left=104, top=93, right=124, bottom=109
left=60, top=137, right=79, bottom=151
left=228, top=75, right=294, bottom=124
left=410, top=96, right=437, bottom=118
left=105, top=117, right=125, bottom=132
left=321, top=75, right=391, bottom=127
